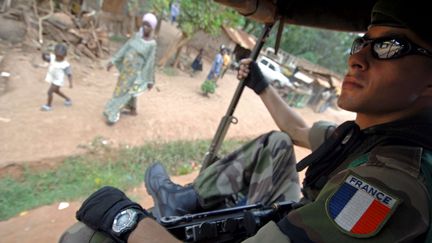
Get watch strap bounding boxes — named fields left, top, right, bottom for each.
left=121, top=210, right=147, bottom=242
left=112, top=206, right=147, bottom=243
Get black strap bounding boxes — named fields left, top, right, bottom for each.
left=296, top=121, right=357, bottom=171
left=297, top=121, right=363, bottom=191
left=274, top=16, right=285, bottom=55
left=277, top=217, right=314, bottom=243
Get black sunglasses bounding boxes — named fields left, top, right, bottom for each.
left=350, top=36, right=432, bottom=60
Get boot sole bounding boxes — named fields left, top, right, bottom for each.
left=144, top=163, right=164, bottom=221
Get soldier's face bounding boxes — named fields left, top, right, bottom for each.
left=338, top=25, right=432, bottom=123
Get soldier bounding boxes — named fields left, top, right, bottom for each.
left=60, top=0, right=432, bottom=242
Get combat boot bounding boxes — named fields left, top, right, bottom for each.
left=144, top=162, right=202, bottom=221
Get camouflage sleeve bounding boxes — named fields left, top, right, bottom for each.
left=308, top=121, right=337, bottom=151
left=242, top=221, right=292, bottom=243
left=276, top=145, right=429, bottom=242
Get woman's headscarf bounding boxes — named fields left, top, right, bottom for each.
left=142, top=13, right=158, bottom=30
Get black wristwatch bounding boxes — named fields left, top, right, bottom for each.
left=112, top=208, right=146, bottom=240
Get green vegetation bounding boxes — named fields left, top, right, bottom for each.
left=144, top=0, right=354, bottom=74
left=201, top=79, right=216, bottom=96
left=0, top=139, right=246, bottom=221
left=249, top=23, right=357, bottom=75
left=153, top=0, right=243, bottom=67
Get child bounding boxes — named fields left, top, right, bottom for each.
left=220, top=48, right=231, bottom=79
left=103, top=13, right=158, bottom=125
left=190, top=48, right=203, bottom=77
left=41, top=43, right=73, bottom=111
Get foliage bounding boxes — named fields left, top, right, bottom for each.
left=133, top=1, right=356, bottom=74
left=175, top=0, right=242, bottom=37
left=278, top=26, right=356, bottom=74
left=146, top=0, right=170, bottom=15
left=0, top=139, right=246, bottom=221
left=201, top=79, right=216, bottom=95
left=127, top=0, right=148, bottom=15
left=247, top=21, right=357, bottom=75
left=150, top=0, right=244, bottom=67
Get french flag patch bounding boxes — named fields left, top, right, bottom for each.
left=326, top=173, right=400, bottom=237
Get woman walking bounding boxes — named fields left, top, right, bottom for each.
left=103, top=13, right=158, bottom=125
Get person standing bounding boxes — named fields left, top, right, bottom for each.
left=40, top=43, right=73, bottom=111
left=205, top=45, right=224, bottom=84
left=190, top=48, right=204, bottom=77
left=170, top=1, right=180, bottom=24
left=103, top=13, right=158, bottom=125
left=220, top=48, right=231, bottom=79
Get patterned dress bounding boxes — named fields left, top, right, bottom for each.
left=103, top=35, right=156, bottom=124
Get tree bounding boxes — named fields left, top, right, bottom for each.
left=145, top=0, right=169, bottom=36
left=250, top=23, right=357, bottom=74
left=149, top=0, right=242, bottom=68
left=146, top=0, right=355, bottom=74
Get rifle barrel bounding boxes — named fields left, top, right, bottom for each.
left=201, top=23, right=274, bottom=171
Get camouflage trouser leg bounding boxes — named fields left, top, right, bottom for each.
left=194, top=131, right=301, bottom=208
left=59, top=222, right=114, bottom=243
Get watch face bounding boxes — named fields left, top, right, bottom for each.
left=112, top=208, right=138, bottom=234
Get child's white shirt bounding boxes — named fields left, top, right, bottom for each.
left=45, top=54, right=71, bottom=86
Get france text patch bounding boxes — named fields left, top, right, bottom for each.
left=326, top=173, right=400, bottom=237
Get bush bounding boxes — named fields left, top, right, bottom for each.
left=201, top=79, right=216, bottom=95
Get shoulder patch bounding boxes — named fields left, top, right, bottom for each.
left=325, top=172, right=400, bottom=238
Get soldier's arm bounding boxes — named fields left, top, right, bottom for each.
left=247, top=146, right=429, bottom=243
left=259, top=86, right=311, bottom=149
left=128, top=218, right=180, bottom=243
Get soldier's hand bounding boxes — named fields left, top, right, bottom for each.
left=76, top=186, right=148, bottom=243
left=148, top=83, right=154, bottom=90
left=237, top=58, right=268, bottom=95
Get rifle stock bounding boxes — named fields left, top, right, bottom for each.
left=161, top=201, right=296, bottom=242
left=200, top=23, right=274, bottom=172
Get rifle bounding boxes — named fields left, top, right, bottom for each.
left=160, top=201, right=297, bottom=242
left=200, top=23, right=274, bottom=172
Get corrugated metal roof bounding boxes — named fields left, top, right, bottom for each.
left=294, top=71, right=314, bottom=84
left=222, top=26, right=256, bottom=50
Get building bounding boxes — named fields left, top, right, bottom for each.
left=187, top=25, right=256, bottom=64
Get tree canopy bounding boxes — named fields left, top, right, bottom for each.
left=249, top=22, right=358, bottom=75
left=143, top=0, right=358, bottom=74
left=174, top=0, right=242, bottom=37
left=145, top=0, right=243, bottom=67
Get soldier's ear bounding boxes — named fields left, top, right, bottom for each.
left=421, top=83, right=432, bottom=97
left=420, top=70, right=432, bottom=97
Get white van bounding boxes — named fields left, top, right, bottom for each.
left=257, top=56, right=293, bottom=88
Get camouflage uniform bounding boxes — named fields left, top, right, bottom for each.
left=245, top=111, right=432, bottom=243
left=59, top=122, right=334, bottom=243
left=60, top=112, right=432, bottom=243
left=193, top=121, right=335, bottom=208
left=245, top=149, right=431, bottom=243
left=59, top=221, right=115, bottom=243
